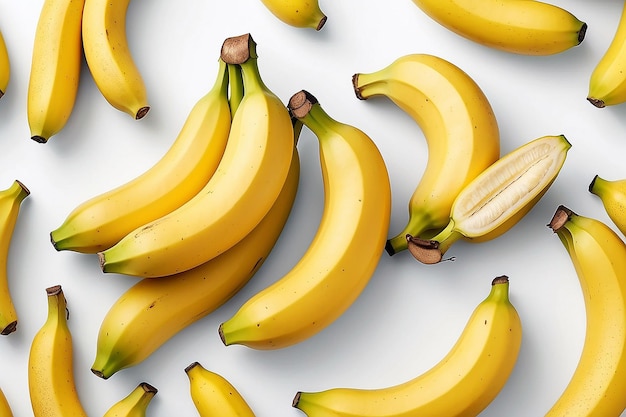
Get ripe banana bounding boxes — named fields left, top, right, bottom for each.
left=353, top=53, right=500, bottom=256
left=0, top=29, right=9, bottom=98
left=91, top=148, right=300, bottom=379
left=408, top=134, right=570, bottom=264
left=98, top=33, right=294, bottom=278
left=293, top=275, right=522, bottom=416
left=259, top=0, right=327, bottom=30
left=28, top=285, right=88, bottom=417
left=82, top=0, right=149, bottom=119
left=219, top=90, right=391, bottom=350
left=27, top=0, right=85, bottom=143
left=589, top=175, right=626, bottom=236
left=0, top=180, right=30, bottom=336
left=50, top=58, right=232, bottom=254
left=410, top=0, right=587, bottom=55
left=0, top=388, right=13, bottom=417
left=546, top=206, right=626, bottom=416
left=588, top=3, right=626, bottom=108
left=103, top=382, right=157, bottom=417
left=185, top=362, right=255, bottom=417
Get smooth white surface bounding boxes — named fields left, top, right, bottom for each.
left=1, top=0, right=625, bottom=415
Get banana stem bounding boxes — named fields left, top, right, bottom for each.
left=352, top=72, right=386, bottom=100
left=228, top=63, right=243, bottom=117
left=288, top=90, right=338, bottom=139
left=406, top=220, right=461, bottom=264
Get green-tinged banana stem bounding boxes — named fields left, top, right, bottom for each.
left=228, top=63, right=243, bottom=117
left=386, top=215, right=443, bottom=256
left=103, top=382, right=157, bottom=417
left=406, top=220, right=462, bottom=264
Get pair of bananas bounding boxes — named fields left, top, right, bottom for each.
left=27, top=285, right=159, bottom=417
left=354, top=53, right=570, bottom=264
left=28, top=0, right=148, bottom=143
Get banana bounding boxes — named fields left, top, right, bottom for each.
left=0, top=180, right=30, bottom=336
left=259, top=0, right=327, bottom=30
left=91, top=147, right=300, bottom=379
left=588, top=3, right=626, bottom=108
left=545, top=206, right=626, bottom=416
left=185, top=362, right=255, bottom=417
left=293, top=275, right=522, bottom=417
left=50, top=58, right=231, bottom=254
left=103, top=382, right=157, bottom=417
left=410, top=0, right=586, bottom=55
left=0, top=29, right=9, bottom=98
left=82, top=0, right=149, bottom=119
left=98, top=33, right=294, bottom=278
left=28, top=285, right=88, bottom=417
left=353, top=53, right=500, bottom=256
left=27, top=0, right=85, bottom=143
left=408, top=134, right=570, bottom=264
left=589, top=175, right=626, bottom=235
left=219, top=90, right=391, bottom=350
left=0, top=388, right=13, bottom=417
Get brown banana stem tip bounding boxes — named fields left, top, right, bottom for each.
left=292, top=391, right=302, bottom=407
left=316, top=16, right=328, bottom=31
left=184, top=361, right=200, bottom=374
left=139, top=382, right=158, bottom=395
left=46, top=285, right=62, bottom=296
left=288, top=90, right=317, bottom=119
left=136, top=106, right=150, bottom=120
left=578, top=23, right=588, bottom=44
left=406, top=234, right=443, bottom=264
left=91, top=369, right=108, bottom=380
left=587, top=97, right=605, bottom=108
left=492, top=275, right=509, bottom=286
left=351, top=73, right=366, bottom=100
left=548, top=205, right=573, bottom=233
left=0, top=321, right=16, bottom=335
left=588, top=175, right=599, bottom=193
left=221, top=33, right=255, bottom=65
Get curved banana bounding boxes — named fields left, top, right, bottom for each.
left=185, top=362, right=255, bottom=417
left=546, top=206, right=626, bottom=416
left=50, top=58, right=231, bottom=253
left=589, top=175, right=626, bottom=236
left=219, top=90, right=391, bottom=350
left=98, top=34, right=294, bottom=278
left=588, top=3, right=626, bottom=107
left=27, top=0, right=85, bottom=143
left=353, top=53, right=500, bottom=256
left=0, top=29, right=9, bottom=98
left=91, top=148, right=300, bottom=379
left=103, top=382, right=157, bottom=417
left=28, top=285, right=87, bottom=417
left=408, top=134, right=570, bottom=264
left=411, top=0, right=586, bottom=55
left=0, top=180, right=30, bottom=336
left=293, top=276, right=522, bottom=416
left=82, top=0, right=149, bottom=119
left=259, top=0, right=327, bottom=30
left=0, top=388, right=13, bottom=417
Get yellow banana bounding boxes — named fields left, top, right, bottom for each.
left=0, top=180, right=30, bottom=336
left=98, top=33, right=294, bottom=278
left=259, top=0, right=327, bottom=30
left=219, top=90, right=391, bottom=350
left=293, top=276, right=522, bottom=417
left=588, top=2, right=626, bottom=108
left=82, top=0, right=149, bottom=119
left=50, top=58, right=231, bottom=253
left=589, top=175, right=626, bottom=236
left=408, top=134, right=570, bottom=264
left=353, top=53, right=500, bottom=256
left=91, top=147, right=300, bottom=379
left=0, top=29, right=9, bottom=98
left=27, top=0, right=85, bottom=143
left=545, top=206, right=626, bottom=416
left=0, top=388, right=13, bottom=417
left=28, top=285, right=88, bottom=417
left=185, top=362, right=255, bottom=417
left=410, top=0, right=586, bottom=55
left=103, top=382, right=157, bottom=417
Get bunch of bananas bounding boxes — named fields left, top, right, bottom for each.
left=27, top=0, right=149, bottom=143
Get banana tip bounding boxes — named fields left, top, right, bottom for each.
left=97, top=252, right=106, bottom=272
left=384, top=240, right=396, bottom=256
left=316, top=16, right=327, bottom=31
left=90, top=368, right=109, bottom=380
left=0, top=321, right=17, bottom=335
left=292, top=391, right=302, bottom=407
left=406, top=235, right=443, bottom=264
left=588, top=175, right=599, bottom=193
left=587, top=97, right=605, bottom=108
left=135, top=106, right=150, bottom=120
left=548, top=205, right=573, bottom=232
left=578, top=22, right=588, bottom=44
left=31, top=135, right=48, bottom=144
left=218, top=323, right=227, bottom=345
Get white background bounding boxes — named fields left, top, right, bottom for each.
left=1, top=0, right=626, bottom=416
